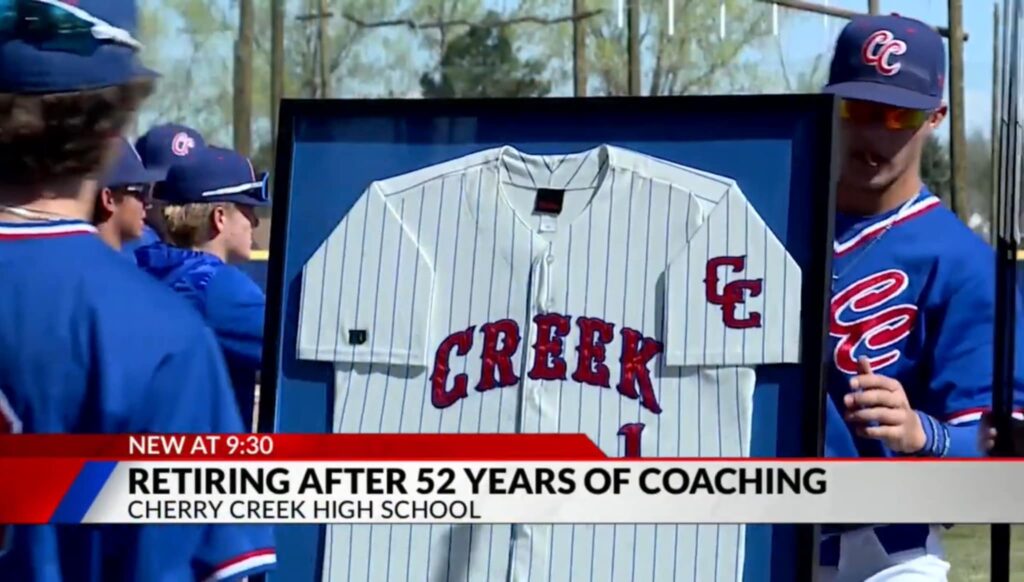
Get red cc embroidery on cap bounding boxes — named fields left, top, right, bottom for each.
left=171, top=132, right=196, bottom=157
left=861, top=30, right=907, bottom=76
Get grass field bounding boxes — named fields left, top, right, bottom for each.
left=945, top=525, right=1024, bottom=581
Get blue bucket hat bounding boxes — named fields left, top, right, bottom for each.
left=824, top=14, right=946, bottom=110
left=157, top=146, right=269, bottom=207
left=0, top=0, right=157, bottom=94
left=135, top=123, right=206, bottom=177
left=102, top=137, right=163, bottom=189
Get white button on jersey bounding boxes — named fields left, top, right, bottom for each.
left=297, top=144, right=802, bottom=582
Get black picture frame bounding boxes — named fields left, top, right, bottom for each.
left=260, top=94, right=839, bottom=582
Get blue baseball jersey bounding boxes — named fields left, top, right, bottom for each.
left=821, top=188, right=1024, bottom=560
left=134, top=242, right=265, bottom=426
left=0, top=220, right=276, bottom=581
left=827, top=188, right=1024, bottom=458
left=119, top=224, right=160, bottom=264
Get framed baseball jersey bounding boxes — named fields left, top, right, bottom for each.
left=262, top=96, right=838, bottom=582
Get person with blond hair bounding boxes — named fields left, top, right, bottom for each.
left=135, top=145, right=269, bottom=426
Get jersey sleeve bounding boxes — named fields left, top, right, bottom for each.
left=204, top=266, right=266, bottom=369
left=663, top=184, right=802, bottom=367
left=927, top=264, right=1024, bottom=425
left=138, top=325, right=277, bottom=577
left=297, top=183, right=434, bottom=367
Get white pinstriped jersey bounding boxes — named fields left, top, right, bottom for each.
left=297, top=144, right=802, bottom=582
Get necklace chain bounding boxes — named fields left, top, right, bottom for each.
left=0, top=204, right=80, bottom=222
left=832, top=196, right=918, bottom=290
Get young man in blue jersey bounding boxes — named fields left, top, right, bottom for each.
left=93, top=137, right=159, bottom=252
left=819, top=14, right=1024, bottom=581
left=135, top=145, right=269, bottom=428
left=0, top=1, right=275, bottom=579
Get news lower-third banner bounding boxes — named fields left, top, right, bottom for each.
left=0, top=434, right=1020, bottom=525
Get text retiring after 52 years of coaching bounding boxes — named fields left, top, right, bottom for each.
left=119, top=435, right=828, bottom=523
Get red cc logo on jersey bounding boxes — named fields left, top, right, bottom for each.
left=830, top=269, right=917, bottom=375
left=705, top=256, right=763, bottom=329
left=861, top=30, right=907, bottom=76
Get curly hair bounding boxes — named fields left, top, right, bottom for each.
left=0, top=77, right=154, bottom=188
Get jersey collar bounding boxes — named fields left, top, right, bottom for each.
left=0, top=219, right=97, bottom=240
left=833, top=189, right=940, bottom=257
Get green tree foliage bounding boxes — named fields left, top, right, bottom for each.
left=965, top=129, right=993, bottom=218
left=586, top=0, right=775, bottom=96
left=136, top=0, right=235, bottom=141
left=420, top=15, right=551, bottom=98
left=134, top=0, right=786, bottom=153
left=921, top=134, right=952, bottom=205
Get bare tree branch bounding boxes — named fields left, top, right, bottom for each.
left=775, top=33, right=793, bottom=92
left=341, top=9, right=604, bottom=31
left=676, top=18, right=763, bottom=95
left=649, top=24, right=668, bottom=96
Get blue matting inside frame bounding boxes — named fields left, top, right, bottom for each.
left=262, top=96, right=838, bottom=582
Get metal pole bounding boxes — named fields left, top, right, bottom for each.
left=992, top=1, right=1002, bottom=243
left=949, top=0, right=970, bottom=222
left=991, top=0, right=1021, bottom=575
left=868, top=0, right=880, bottom=14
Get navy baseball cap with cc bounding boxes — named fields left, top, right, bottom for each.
left=104, top=137, right=163, bottom=190
left=135, top=123, right=207, bottom=176
left=0, top=0, right=157, bottom=94
left=157, top=146, right=269, bottom=207
left=824, top=14, right=946, bottom=111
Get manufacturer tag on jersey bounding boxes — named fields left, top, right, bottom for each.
left=349, top=330, right=367, bottom=345
left=534, top=188, right=565, bottom=215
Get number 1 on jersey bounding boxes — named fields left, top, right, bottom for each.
left=618, top=422, right=645, bottom=458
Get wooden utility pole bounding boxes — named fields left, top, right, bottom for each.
left=317, top=0, right=329, bottom=98
left=271, top=0, right=285, bottom=135
left=627, top=0, right=640, bottom=95
left=949, top=0, right=969, bottom=221
left=233, top=0, right=254, bottom=156
left=573, top=0, right=587, bottom=97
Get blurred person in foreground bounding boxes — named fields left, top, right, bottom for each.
left=0, top=0, right=275, bottom=579
left=121, top=122, right=208, bottom=257
left=818, top=14, right=1024, bottom=582
left=92, top=137, right=159, bottom=251
left=135, top=145, right=268, bottom=428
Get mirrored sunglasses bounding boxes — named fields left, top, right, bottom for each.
left=118, top=183, right=152, bottom=206
left=0, top=0, right=143, bottom=55
left=839, top=99, right=931, bottom=131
